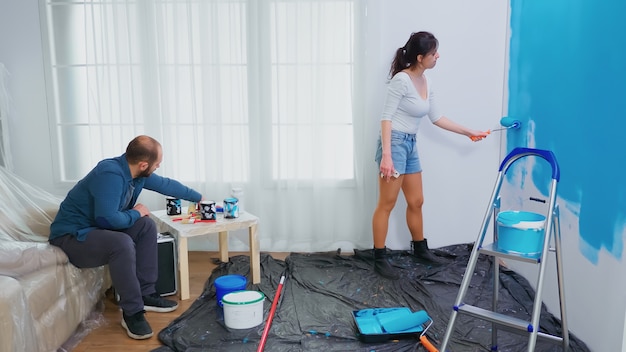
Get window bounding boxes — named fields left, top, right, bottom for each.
left=269, top=1, right=354, bottom=180
left=40, top=0, right=355, bottom=184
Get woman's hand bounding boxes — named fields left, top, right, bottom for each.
left=379, top=154, right=396, bottom=180
left=469, top=130, right=489, bottom=142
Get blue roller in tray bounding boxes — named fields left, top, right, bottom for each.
left=353, top=307, right=424, bottom=343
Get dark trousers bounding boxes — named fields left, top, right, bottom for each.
left=50, top=217, right=158, bottom=315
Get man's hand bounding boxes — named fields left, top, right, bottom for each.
left=133, top=203, right=150, bottom=217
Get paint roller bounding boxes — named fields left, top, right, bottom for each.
left=379, top=310, right=439, bottom=352
left=490, top=116, right=521, bottom=132
left=470, top=117, right=522, bottom=141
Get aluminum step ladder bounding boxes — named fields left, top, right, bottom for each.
left=439, top=147, right=569, bottom=351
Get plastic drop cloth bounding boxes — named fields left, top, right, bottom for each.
left=0, top=119, right=110, bottom=350
left=153, top=245, right=590, bottom=352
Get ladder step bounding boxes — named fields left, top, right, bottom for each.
left=457, top=304, right=531, bottom=332
left=456, top=305, right=565, bottom=345
left=479, top=243, right=541, bottom=264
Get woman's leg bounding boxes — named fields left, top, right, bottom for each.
left=401, top=172, right=425, bottom=241
left=372, top=175, right=404, bottom=248
left=401, top=172, right=443, bottom=265
left=371, top=175, right=404, bottom=279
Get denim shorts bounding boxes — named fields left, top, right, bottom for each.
left=375, top=130, right=422, bottom=174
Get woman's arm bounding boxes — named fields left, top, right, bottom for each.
left=379, top=75, right=405, bottom=177
left=433, top=116, right=487, bottom=141
left=379, top=120, right=394, bottom=177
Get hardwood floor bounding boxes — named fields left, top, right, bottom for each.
left=72, top=251, right=288, bottom=352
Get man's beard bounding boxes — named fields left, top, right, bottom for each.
left=138, top=166, right=154, bottom=178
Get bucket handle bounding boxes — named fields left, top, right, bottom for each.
left=499, top=147, right=560, bottom=181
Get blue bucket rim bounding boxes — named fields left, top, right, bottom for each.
left=497, top=211, right=545, bottom=227
left=214, top=274, right=247, bottom=289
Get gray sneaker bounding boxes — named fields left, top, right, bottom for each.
left=121, top=310, right=153, bottom=340
left=143, top=292, right=179, bottom=313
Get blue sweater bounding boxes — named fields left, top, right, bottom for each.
left=49, top=154, right=202, bottom=241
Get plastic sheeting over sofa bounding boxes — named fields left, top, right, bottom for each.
left=153, top=245, right=590, bottom=351
left=0, top=163, right=111, bottom=352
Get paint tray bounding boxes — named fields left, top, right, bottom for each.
left=353, top=307, right=423, bottom=343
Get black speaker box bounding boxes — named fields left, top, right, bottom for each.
left=156, top=232, right=178, bottom=296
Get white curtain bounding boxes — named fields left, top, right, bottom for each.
left=0, top=63, right=11, bottom=169
left=39, top=0, right=375, bottom=252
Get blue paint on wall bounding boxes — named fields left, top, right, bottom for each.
left=508, top=0, right=626, bottom=264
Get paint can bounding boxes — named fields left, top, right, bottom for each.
left=224, top=197, right=239, bottom=219
left=496, top=211, right=546, bottom=255
left=166, top=197, right=182, bottom=216
left=199, top=200, right=217, bottom=220
left=214, top=274, right=247, bottom=307
left=222, top=290, right=265, bottom=329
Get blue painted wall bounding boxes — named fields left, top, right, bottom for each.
left=507, top=0, right=626, bottom=264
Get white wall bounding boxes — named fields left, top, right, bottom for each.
left=508, top=224, right=626, bottom=352
left=368, top=0, right=507, bottom=250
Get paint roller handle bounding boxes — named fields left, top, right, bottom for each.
left=420, top=335, right=440, bottom=352
left=257, top=275, right=286, bottom=352
left=470, top=117, right=523, bottom=141
left=469, top=130, right=490, bottom=142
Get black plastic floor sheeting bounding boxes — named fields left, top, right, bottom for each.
left=153, top=244, right=590, bottom=352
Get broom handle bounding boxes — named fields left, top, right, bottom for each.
left=257, top=275, right=286, bottom=352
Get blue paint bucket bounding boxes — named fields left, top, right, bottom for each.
left=496, top=211, right=546, bottom=255
left=214, top=274, right=247, bottom=307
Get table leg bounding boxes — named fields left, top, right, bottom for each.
left=249, top=224, right=260, bottom=284
left=178, top=236, right=190, bottom=300
left=219, top=231, right=229, bottom=263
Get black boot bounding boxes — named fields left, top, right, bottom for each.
left=411, top=239, right=445, bottom=266
left=374, top=247, right=399, bottom=279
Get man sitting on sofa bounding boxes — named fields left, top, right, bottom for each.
left=49, top=135, right=203, bottom=340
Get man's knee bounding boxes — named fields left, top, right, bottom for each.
left=136, top=216, right=158, bottom=236
left=115, top=235, right=137, bottom=256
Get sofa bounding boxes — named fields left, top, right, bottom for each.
left=0, top=167, right=111, bottom=352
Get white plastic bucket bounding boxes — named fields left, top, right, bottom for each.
left=222, top=290, right=265, bottom=329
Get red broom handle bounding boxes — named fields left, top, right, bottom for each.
left=257, top=275, right=285, bottom=352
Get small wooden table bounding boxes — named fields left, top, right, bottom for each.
left=150, top=209, right=260, bottom=300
